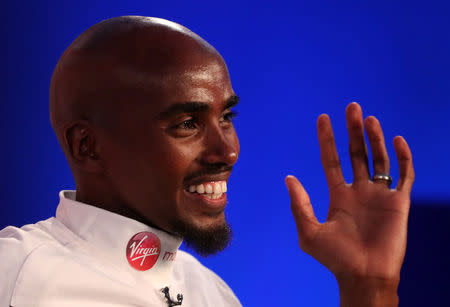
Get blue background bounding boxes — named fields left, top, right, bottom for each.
left=1, top=1, right=449, bottom=306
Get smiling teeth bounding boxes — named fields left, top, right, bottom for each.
left=187, top=180, right=227, bottom=196
left=196, top=184, right=205, bottom=194
left=205, top=184, right=213, bottom=194
left=214, top=182, right=221, bottom=194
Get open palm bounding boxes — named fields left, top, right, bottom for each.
left=286, top=102, right=415, bottom=282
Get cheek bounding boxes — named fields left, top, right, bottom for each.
left=151, top=145, right=193, bottom=186
left=100, top=122, right=200, bottom=206
left=120, top=133, right=198, bottom=194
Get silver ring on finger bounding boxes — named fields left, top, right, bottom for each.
left=372, top=173, right=393, bottom=188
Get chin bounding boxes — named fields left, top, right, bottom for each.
left=172, top=213, right=233, bottom=257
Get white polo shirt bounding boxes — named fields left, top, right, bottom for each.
left=0, top=190, right=241, bottom=307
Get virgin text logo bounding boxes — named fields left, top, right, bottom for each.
left=126, top=232, right=161, bottom=271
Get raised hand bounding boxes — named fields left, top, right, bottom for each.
left=285, top=102, right=414, bottom=307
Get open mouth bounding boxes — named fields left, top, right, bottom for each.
left=184, top=181, right=227, bottom=200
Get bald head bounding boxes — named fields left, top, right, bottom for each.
left=50, top=16, right=225, bottom=151
left=49, top=16, right=239, bottom=256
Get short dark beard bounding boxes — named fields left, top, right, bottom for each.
left=172, top=217, right=233, bottom=257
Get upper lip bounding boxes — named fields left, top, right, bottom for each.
left=183, top=172, right=231, bottom=190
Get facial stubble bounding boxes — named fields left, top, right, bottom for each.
left=172, top=213, right=233, bottom=257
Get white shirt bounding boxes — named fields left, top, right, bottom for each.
left=0, top=190, right=241, bottom=307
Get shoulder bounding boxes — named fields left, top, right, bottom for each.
left=0, top=219, right=62, bottom=305
left=174, top=250, right=224, bottom=284
left=0, top=219, right=57, bottom=244
left=0, top=218, right=66, bottom=258
left=0, top=220, right=59, bottom=264
left=174, top=250, right=241, bottom=306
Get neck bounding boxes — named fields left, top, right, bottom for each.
left=57, top=190, right=184, bottom=289
left=75, top=181, right=168, bottom=234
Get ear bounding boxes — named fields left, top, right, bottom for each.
left=63, top=120, right=103, bottom=173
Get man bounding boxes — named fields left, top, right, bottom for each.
left=0, top=16, right=414, bottom=306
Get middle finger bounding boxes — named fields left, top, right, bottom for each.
left=346, top=102, right=370, bottom=183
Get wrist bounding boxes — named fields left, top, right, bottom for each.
left=336, top=274, right=400, bottom=307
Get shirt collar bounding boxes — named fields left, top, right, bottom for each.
left=55, top=190, right=183, bottom=288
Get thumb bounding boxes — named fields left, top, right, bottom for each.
left=285, top=175, right=319, bottom=250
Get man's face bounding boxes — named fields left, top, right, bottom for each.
left=97, top=56, right=239, bottom=255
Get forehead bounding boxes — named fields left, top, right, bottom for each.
left=124, top=57, right=235, bottom=113
left=164, top=61, right=232, bottom=101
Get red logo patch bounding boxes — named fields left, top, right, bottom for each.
left=126, top=232, right=161, bottom=271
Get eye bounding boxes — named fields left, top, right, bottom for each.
left=221, top=110, right=238, bottom=123
left=176, top=118, right=198, bottom=130
left=169, top=117, right=200, bottom=137
left=177, top=118, right=197, bottom=130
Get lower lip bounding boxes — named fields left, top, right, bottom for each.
left=183, top=190, right=227, bottom=211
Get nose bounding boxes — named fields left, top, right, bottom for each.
left=199, top=124, right=239, bottom=166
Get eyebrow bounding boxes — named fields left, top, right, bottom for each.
left=156, top=95, right=239, bottom=120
